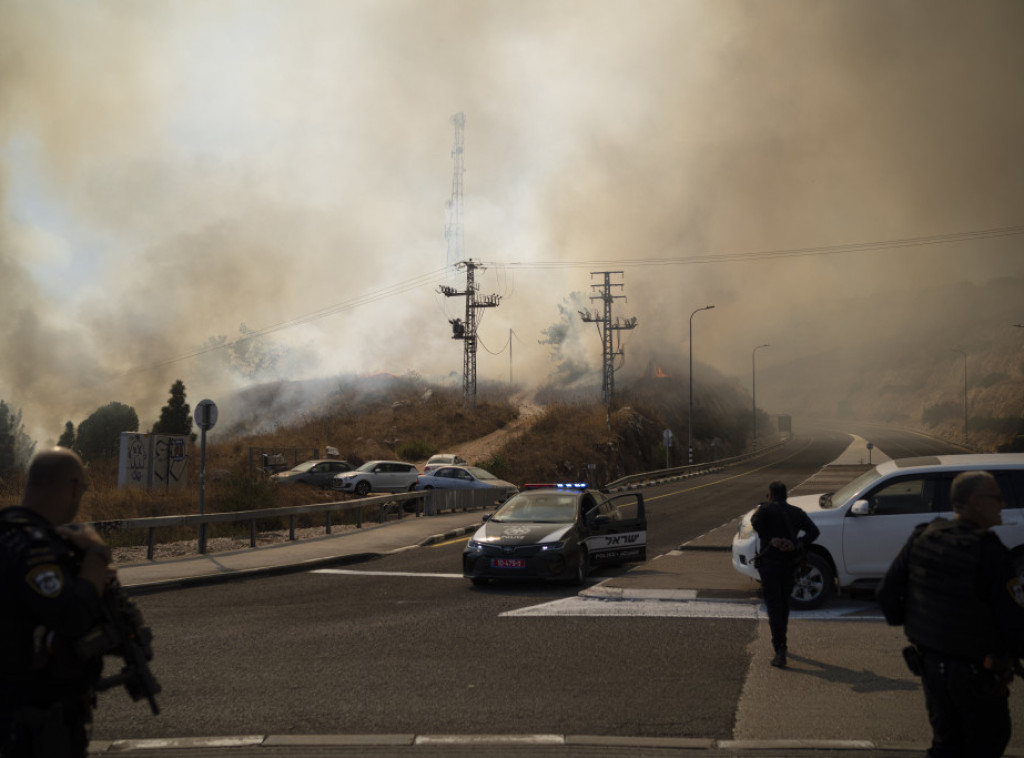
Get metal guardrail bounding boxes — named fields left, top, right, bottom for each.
left=604, top=438, right=789, bottom=491
left=88, top=489, right=496, bottom=560
left=89, top=441, right=788, bottom=560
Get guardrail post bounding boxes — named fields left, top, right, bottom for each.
left=147, top=528, right=156, bottom=561
left=288, top=515, right=296, bottom=540
left=249, top=520, right=256, bottom=548
left=326, top=511, right=332, bottom=535
left=198, top=523, right=207, bottom=554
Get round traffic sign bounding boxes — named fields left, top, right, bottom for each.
left=195, top=399, right=218, bottom=431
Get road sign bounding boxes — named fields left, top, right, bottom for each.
left=195, top=399, right=218, bottom=431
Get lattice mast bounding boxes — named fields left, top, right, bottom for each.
left=439, top=260, right=501, bottom=408
left=579, top=271, right=638, bottom=404
left=444, top=112, right=466, bottom=271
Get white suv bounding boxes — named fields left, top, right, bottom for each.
left=732, top=454, right=1024, bottom=609
left=332, top=460, right=420, bottom=497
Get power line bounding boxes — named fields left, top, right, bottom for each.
left=485, top=224, right=1024, bottom=271
left=123, top=224, right=1024, bottom=375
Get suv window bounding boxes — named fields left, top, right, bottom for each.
left=863, top=476, right=945, bottom=516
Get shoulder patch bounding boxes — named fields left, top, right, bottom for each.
left=1007, top=576, right=1024, bottom=609
left=26, top=564, right=64, bottom=597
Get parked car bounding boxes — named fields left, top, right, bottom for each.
left=422, top=453, right=467, bottom=474
left=270, top=459, right=353, bottom=488
left=732, top=453, right=1024, bottom=609
left=463, top=485, right=647, bottom=586
left=332, top=460, right=420, bottom=496
left=416, top=465, right=518, bottom=500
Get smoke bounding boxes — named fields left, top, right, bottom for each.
left=2, top=0, right=1023, bottom=444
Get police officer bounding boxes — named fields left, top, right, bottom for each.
left=877, top=470, right=1024, bottom=757
left=751, top=480, right=820, bottom=668
left=0, top=447, right=114, bottom=757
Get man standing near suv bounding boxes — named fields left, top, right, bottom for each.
left=751, top=480, right=820, bottom=668
left=878, top=470, right=1024, bottom=757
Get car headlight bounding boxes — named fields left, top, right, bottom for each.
left=540, top=542, right=565, bottom=551
left=737, top=518, right=755, bottom=541
left=467, top=540, right=483, bottom=551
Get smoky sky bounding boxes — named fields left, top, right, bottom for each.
left=2, top=0, right=1023, bottom=444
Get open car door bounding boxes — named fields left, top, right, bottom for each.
left=583, top=492, right=647, bottom=566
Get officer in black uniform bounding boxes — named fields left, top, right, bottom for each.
left=751, top=480, right=820, bottom=668
left=877, top=470, right=1024, bottom=757
left=0, top=447, right=114, bottom=758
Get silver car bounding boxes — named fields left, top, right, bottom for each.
left=332, top=460, right=420, bottom=497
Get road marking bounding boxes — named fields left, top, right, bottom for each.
left=312, top=569, right=464, bottom=579
left=503, top=596, right=885, bottom=620
left=431, top=536, right=471, bottom=548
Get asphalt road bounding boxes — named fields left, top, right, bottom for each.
left=91, top=425, right=968, bottom=747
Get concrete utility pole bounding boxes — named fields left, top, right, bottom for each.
left=439, top=259, right=500, bottom=408
left=579, top=271, right=638, bottom=405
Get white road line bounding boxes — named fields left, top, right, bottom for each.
left=311, top=569, right=464, bottom=579
left=502, top=596, right=884, bottom=620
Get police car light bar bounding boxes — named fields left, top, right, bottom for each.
left=522, top=482, right=588, bottom=490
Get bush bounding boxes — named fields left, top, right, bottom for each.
left=397, top=440, right=436, bottom=460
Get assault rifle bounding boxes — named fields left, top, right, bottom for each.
left=76, top=578, right=162, bottom=715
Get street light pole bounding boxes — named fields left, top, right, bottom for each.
left=688, top=304, right=715, bottom=464
left=752, top=344, right=769, bottom=446
left=951, top=348, right=967, bottom=445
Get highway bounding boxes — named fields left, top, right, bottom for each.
left=91, top=424, right=975, bottom=747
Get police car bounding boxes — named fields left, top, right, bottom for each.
left=462, top=484, right=647, bottom=586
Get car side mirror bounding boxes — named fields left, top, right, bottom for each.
left=482, top=514, right=491, bottom=522
left=850, top=500, right=870, bottom=516
left=591, top=514, right=610, bottom=526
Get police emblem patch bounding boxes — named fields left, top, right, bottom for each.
left=1007, top=577, right=1024, bottom=609
left=27, top=564, right=64, bottom=597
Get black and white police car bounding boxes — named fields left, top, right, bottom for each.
left=462, top=484, right=647, bottom=586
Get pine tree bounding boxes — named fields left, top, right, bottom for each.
left=58, top=421, right=76, bottom=450
left=152, top=380, right=193, bottom=436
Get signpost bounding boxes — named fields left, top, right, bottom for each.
left=194, top=399, right=218, bottom=554
left=663, top=428, right=674, bottom=469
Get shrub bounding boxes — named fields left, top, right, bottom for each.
left=397, top=440, right=436, bottom=460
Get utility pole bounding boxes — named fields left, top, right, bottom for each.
left=439, top=259, right=501, bottom=409
left=579, top=271, right=638, bottom=405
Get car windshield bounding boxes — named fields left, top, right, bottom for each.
left=290, top=460, right=318, bottom=473
left=466, top=467, right=495, bottom=480
left=491, top=493, right=577, bottom=523
left=355, top=462, right=380, bottom=473
left=820, top=467, right=884, bottom=509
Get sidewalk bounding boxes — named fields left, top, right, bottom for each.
left=117, top=509, right=485, bottom=593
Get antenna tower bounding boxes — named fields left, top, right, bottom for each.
left=439, top=259, right=501, bottom=408
left=579, top=271, right=638, bottom=404
left=444, top=112, right=466, bottom=271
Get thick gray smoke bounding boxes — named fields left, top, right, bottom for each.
left=2, top=1, right=1023, bottom=444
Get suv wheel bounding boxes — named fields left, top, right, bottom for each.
left=790, top=552, right=834, bottom=610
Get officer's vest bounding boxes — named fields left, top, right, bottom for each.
left=905, top=518, right=1001, bottom=659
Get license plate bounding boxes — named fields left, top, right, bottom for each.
left=491, top=558, right=525, bottom=569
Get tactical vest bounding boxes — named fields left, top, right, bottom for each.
left=904, top=518, right=1001, bottom=659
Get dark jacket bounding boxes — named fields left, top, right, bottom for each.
left=751, top=499, right=820, bottom=566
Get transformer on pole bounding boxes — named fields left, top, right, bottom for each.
left=439, top=259, right=501, bottom=409
left=579, top=271, right=638, bottom=405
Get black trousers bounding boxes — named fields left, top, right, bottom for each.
left=920, top=651, right=1011, bottom=757
left=758, top=560, right=795, bottom=652
left=0, top=696, right=91, bottom=758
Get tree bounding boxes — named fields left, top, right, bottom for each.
left=77, top=402, right=139, bottom=462
left=152, top=380, right=193, bottom=436
left=0, top=401, right=36, bottom=479
left=57, top=421, right=76, bottom=450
